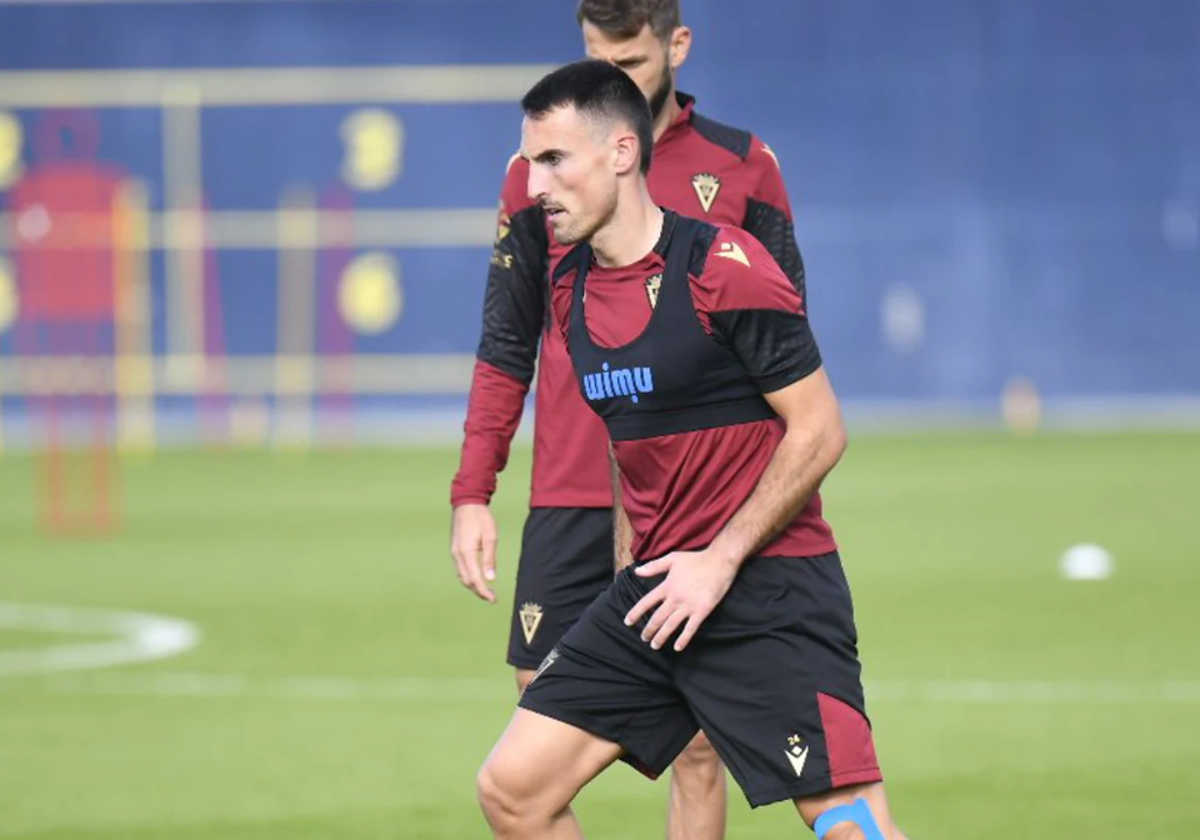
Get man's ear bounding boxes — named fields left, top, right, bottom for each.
left=613, top=129, right=641, bottom=175
left=668, top=26, right=692, bottom=71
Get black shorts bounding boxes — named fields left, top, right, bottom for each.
left=519, top=552, right=883, bottom=807
left=507, top=507, right=614, bottom=670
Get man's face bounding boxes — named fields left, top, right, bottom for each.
left=581, top=21, right=674, bottom=120
left=522, top=104, right=619, bottom=246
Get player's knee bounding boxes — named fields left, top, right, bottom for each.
left=478, top=751, right=567, bottom=835
left=671, top=731, right=724, bottom=789
left=476, top=759, right=527, bottom=831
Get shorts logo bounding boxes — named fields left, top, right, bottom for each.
left=645, top=273, right=663, bottom=309
left=691, top=172, right=721, bottom=214
left=785, top=734, right=809, bottom=778
left=583, top=362, right=654, bottom=405
left=519, top=602, right=544, bottom=645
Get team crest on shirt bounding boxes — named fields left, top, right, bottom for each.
left=645, top=273, right=663, bottom=309
left=519, top=602, right=544, bottom=645
left=691, top=172, right=722, bottom=214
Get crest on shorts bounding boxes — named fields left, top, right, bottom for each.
left=519, top=602, right=544, bottom=645
left=691, top=172, right=722, bottom=214
left=784, top=733, right=809, bottom=778
left=645, top=273, right=663, bottom=309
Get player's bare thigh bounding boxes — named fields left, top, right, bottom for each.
left=478, top=707, right=624, bottom=819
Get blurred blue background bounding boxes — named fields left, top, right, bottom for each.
left=0, top=0, right=1197, bottom=447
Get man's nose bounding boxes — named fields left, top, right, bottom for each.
left=527, top=166, right=546, bottom=203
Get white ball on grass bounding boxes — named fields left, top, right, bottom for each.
left=1060, top=544, right=1114, bottom=581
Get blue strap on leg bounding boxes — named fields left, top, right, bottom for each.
left=814, top=797, right=885, bottom=840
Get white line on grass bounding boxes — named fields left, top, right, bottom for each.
left=866, top=679, right=1200, bottom=704
left=4, top=670, right=1199, bottom=705
left=1, top=671, right=507, bottom=702
left=0, top=602, right=200, bottom=675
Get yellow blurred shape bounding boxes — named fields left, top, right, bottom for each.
left=339, top=252, right=402, bottom=334
left=340, top=109, right=403, bottom=191
left=115, top=355, right=155, bottom=397
left=0, top=257, right=17, bottom=334
left=0, top=111, right=23, bottom=189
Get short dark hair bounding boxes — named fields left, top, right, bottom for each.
left=521, top=60, right=654, bottom=175
left=576, top=0, right=681, bottom=43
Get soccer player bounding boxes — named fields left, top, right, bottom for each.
left=451, top=2, right=804, bottom=835
left=475, top=61, right=910, bottom=840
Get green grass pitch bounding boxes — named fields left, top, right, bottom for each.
left=1, top=432, right=1198, bottom=839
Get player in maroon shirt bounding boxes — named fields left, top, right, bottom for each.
left=451, top=3, right=805, bottom=835
left=474, top=62, right=910, bottom=840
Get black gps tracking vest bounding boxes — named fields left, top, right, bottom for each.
left=563, top=212, right=776, bottom=442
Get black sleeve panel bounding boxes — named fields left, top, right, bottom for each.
left=709, top=308, right=822, bottom=394
left=475, top=204, right=549, bottom=385
left=743, top=198, right=808, bottom=306
left=689, top=113, right=752, bottom=160
left=687, top=221, right=719, bottom=278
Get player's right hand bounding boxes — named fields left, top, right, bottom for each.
left=451, top=504, right=498, bottom=603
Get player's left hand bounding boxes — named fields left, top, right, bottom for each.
left=624, top=550, right=739, bottom=652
